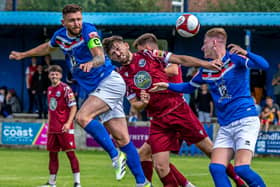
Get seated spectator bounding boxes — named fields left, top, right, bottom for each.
left=0, top=86, right=12, bottom=118
left=253, top=96, right=262, bottom=116
left=6, top=89, right=21, bottom=113
left=260, top=106, right=274, bottom=132
left=265, top=96, right=280, bottom=125
left=128, top=107, right=139, bottom=123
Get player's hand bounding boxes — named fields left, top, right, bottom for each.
left=79, top=62, right=94, bottom=72
left=62, top=123, right=71, bottom=133
left=140, top=90, right=150, bottom=104
left=149, top=82, right=169, bottom=92
left=203, top=59, right=223, bottom=71
left=228, top=44, right=248, bottom=56
left=9, top=51, right=25, bottom=60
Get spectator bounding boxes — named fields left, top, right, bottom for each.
left=264, top=96, right=280, bottom=125
left=250, top=69, right=266, bottom=104
left=128, top=106, right=139, bottom=123
left=260, top=106, right=274, bottom=132
left=31, top=64, right=49, bottom=119
left=26, top=57, right=37, bottom=113
left=253, top=96, right=262, bottom=116
left=0, top=86, right=12, bottom=118
left=195, top=83, right=213, bottom=124
left=43, top=54, right=53, bottom=73
left=6, top=89, right=21, bottom=113
left=272, top=63, right=280, bottom=106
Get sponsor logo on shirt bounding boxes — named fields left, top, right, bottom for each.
left=49, top=97, right=57, bottom=111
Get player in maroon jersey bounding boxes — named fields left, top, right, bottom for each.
left=40, top=65, right=81, bottom=187
left=103, top=35, right=222, bottom=187
left=132, top=33, right=246, bottom=187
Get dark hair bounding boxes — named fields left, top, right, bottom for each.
left=62, top=4, right=82, bottom=17
left=102, top=35, right=124, bottom=54
left=48, top=65, right=63, bottom=74
left=133, top=33, right=158, bottom=49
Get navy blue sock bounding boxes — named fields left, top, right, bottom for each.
left=120, top=141, right=146, bottom=184
left=234, top=165, right=266, bottom=187
left=84, top=120, right=118, bottom=159
left=209, top=163, right=231, bottom=187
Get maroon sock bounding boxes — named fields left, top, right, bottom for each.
left=141, top=161, right=153, bottom=182
left=170, top=163, right=188, bottom=187
left=66, top=151, right=80, bottom=173
left=226, top=163, right=246, bottom=186
left=160, top=170, right=179, bottom=187
left=49, top=152, right=59, bottom=174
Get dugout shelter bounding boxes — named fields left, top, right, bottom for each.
left=0, top=12, right=280, bottom=112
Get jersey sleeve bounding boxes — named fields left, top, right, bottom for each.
left=82, top=23, right=100, bottom=44
left=151, top=49, right=172, bottom=65
left=230, top=52, right=269, bottom=70
left=49, top=31, right=59, bottom=48
left=64, top=86, right=77, bottom=107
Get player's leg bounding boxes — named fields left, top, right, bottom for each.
left=209, top=148, right=233, bottom=187
left=152, top=151, right=179, bottom=187
left=233, top=117, right=266, bottom=187
left=138, top=142, right=153, bottom=182
left=75, top=96, right=119, bottom=161
left=105, top=117, right=150, bottom=186
left=66, top=150, right=81, bottom=187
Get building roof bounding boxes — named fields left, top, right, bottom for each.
left=0, top=11, right=280, bottom=27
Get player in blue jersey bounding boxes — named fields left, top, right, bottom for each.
left=9, top=4, right=151, bottom=187
left=150, top=27, right=268, bottom=187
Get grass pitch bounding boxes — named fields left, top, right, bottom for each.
left=0, top=148, right=279, bottom=187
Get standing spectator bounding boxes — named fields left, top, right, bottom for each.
left=250, top=69, right=266, bottom=104
left=6, top=89, right=21, bottom=113
left=196, top=83, right=213, bottom=124
left=31, top=64, right=49, bottom=119
left=272, top=63, right=280, bottom=106
left=264, top=96, right=280, bottom=125
left=39, top=65, right=81, bottom=187
left=260, top=106, right=274, bottom=132
left=26, top=57, right=37, bottom=113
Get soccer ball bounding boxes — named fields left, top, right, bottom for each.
left=176, top=14, right=200, bottom=38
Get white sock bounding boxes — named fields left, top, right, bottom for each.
left=73, top=172, right=80, bottom=183
left=48, top=174, right=56, bottom=185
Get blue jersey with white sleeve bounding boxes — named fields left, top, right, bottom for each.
left=49, top=22, right=115, bottom=94
left=169, top=51, right=269, bottom=126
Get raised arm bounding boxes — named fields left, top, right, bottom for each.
left=9, top=42, right=54, bottom=60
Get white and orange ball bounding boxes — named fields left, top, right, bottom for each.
left=176, top=14, right=200, bottom=38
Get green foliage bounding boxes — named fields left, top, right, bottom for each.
left=206, top=0, right=280, bottom=12
left=17, top=0, right=160, bottom=12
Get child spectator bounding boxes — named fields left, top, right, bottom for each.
left=260, top=106, right=274, bottom=132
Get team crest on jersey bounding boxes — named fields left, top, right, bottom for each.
left=138, top=59, right=146, bottom=67
left=124, top=72, right=129, bottom=77
left=134, top=71, right=152, bottom=89
left=56, top=91, right=61, bottom=97
left=49, top=97, right=57, bottom=111
left=88, top=31, right=99, bottom=38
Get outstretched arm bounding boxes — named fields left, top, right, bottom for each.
left=150, top=82, right=196, bottom=94
left=228, top=43, right=269, bottom=70
left=9, top=42, right=54, bottom=60
left=168, top=54, right=222, bottom=71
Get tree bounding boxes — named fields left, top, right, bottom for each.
left=206, top=0, right=280, bottom=12
left=17, top=0, right=160, bottom=12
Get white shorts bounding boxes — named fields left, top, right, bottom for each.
left=89, top=71, right=126, bottom=123
left=213, top=116, right=260, bottom=153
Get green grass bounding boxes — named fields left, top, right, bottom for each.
left=0, top=148, right=279, bottom=187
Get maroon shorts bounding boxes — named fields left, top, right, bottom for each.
left=47, top=132, right=76, bottom=152
left=148, top=103, right=208, bottom=154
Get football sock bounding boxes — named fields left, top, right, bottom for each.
left=73, top=172, right=81, bottom=184
left=120, top=141, right=146, bottom=184
left=84, top=119, right=118, bottom=159
left=209, top=163, right=231, bottom=187
left=160, top=170, right=179, bottom=187
left=226, top=163, right=246, bottom=186
left=141, top=161, right=153, bottom=182
left=170, top=163, right=188, bottom=186
left=49, top=152, right=59, bottom=175
left=234, top=165, right=266, bottom=187
left=66, top=151, right=80, bottom=173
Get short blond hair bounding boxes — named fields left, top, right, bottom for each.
left=205, top=27, right=227, bottom=42
left=133, top=33, right=158, bottom=49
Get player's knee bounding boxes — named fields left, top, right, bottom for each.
left=209, top=163, right=226, bottom=176
left=75, top=112, right=90, bottom=127
left=154, top=162, right=169, bottom=176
